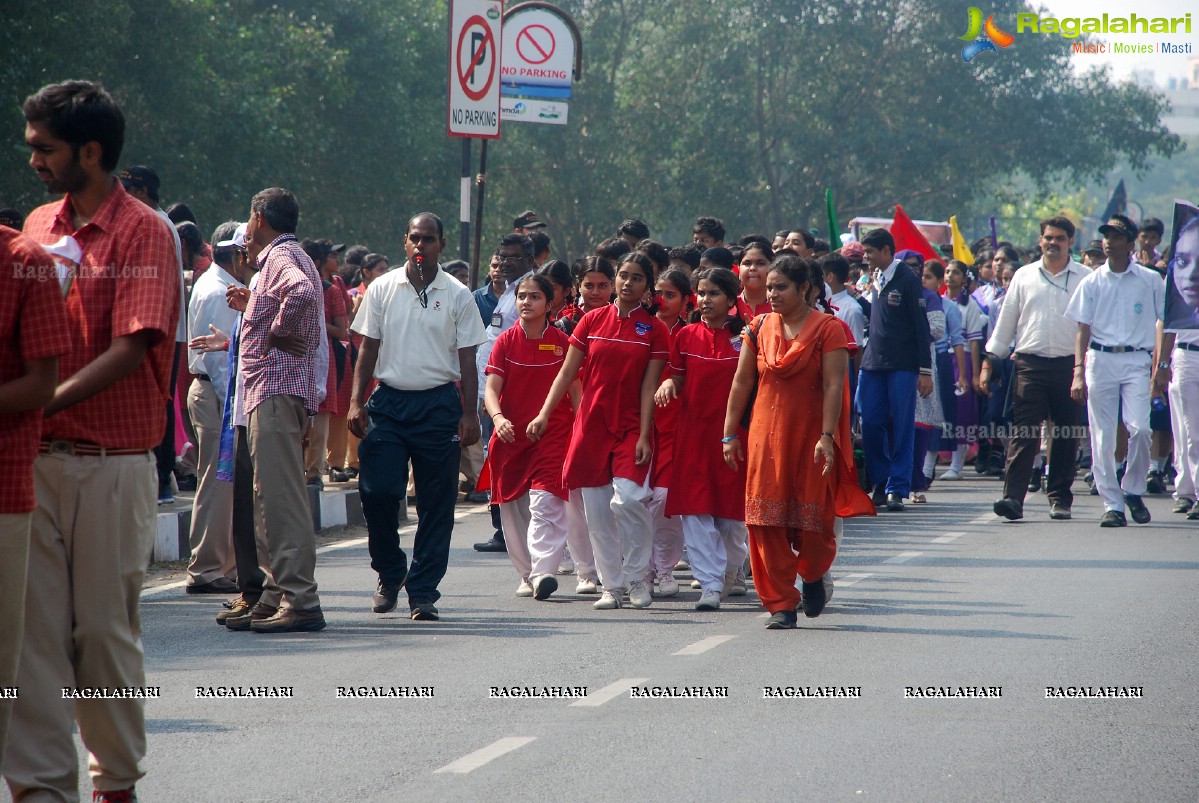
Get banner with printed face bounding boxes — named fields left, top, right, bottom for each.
left=1162, top=200, right=1199, bottom=332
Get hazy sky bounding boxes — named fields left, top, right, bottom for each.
left=1035, top=0, right=1195, bottom=84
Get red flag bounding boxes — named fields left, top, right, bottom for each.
left=890, top=204, right=941, bottom=264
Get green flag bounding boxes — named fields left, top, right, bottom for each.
left=825, top=188, right=839, bottom=248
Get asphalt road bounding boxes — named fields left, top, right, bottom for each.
left=38, top=474, right=1199, bottom=801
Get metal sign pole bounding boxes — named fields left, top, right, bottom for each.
left=471, top=139, right=489, bottom=280
left=461, top=138, right=473, bottom=285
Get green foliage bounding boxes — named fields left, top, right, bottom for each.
left=0, top=0, right=1182, bottom=270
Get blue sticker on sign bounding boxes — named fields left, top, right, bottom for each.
left=635, top=322, right=652, bottom=336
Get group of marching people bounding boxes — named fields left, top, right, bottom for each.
left=481, top=234, right=874, bottom=630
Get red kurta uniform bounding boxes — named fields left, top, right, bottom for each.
left=563, top=305, right=669, bottom=489
left=664, top=320, right=748, bottom=520
left=650, top=317, right=685, bottom=489
left=319, top=281, right=349, bottom=415
left=485, top=324, right=573, bottom=503
left=736, top=297, right=772, bottom=322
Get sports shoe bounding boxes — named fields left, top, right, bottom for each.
left=729, top=567, right=748, bottom=596
left=1172, top=497, right=1194, bottom=514
left=675, top=550, right=690, bottom=571
left=532, top=574, right=558, bottom=600
left=691, top=578, right=702, bottom=589
left=765, top=610, right=797, bottom=629
left=721, top=570, right=736, bottom=600
left=655, top=572, right=679, bottom=597
left=1124, top=493, right=1151, bottom=524
left=371, top=567, right=408, bottom=613
left=410, top=604, right=439, bottom=621
left=940, top=468, right=963, bottom=481
left=575, top=577, right=599, bottom=594
left=558, top=547, right=575, bottom=574
left=993, top=497, right=1024, bottom=521
left=1146, top=470, right=1166, bottom=495
left=251, top=606, right=326, bottom=633
left=515, top=578, right=534, bottom=597
left=593, top=590, right=622, bottom=610
left=1099, top=510, right=1127, bottom=528
left=695, top=589, right=721, bottom=611
left=627, top=579, right=652, bottom=608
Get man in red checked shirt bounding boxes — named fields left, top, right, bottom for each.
left=4, top=80, right=180, bottom=803
left=0, top=225, right=71, bottom=791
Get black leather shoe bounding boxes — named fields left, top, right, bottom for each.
left=1172, top=497, right=1194, bottom=514
left=765, top=609, right=798, bottom=629
left=801, top=577, right=828, bottom=618
left=473, top=535, right=507, bottom=552
left=993, top=497, right=1024, bottom=521
left=372, top=582, right=400, bottom=614
left=1048, top=504, right=1071, bottom=520
left=410, top=603, right=440, bottom=621
left=1027, top=470, right=1042, bottom=493
left=1124, top=494, right=1151, bottom=524
left=186, top=577, right=239, bottom=594
left=1099, top=510, right=1127, bottom=528
left=885, top=493, right=904, bottom=512
left=871, top=483, right=886, bottom=507
left=1145, top=471, right=1166, bottom=495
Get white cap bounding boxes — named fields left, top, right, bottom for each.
left=216, top=222, right=247, bottom=249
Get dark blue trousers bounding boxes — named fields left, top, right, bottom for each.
left=858, top=369, right=918, bottom=498
left=359, top=383, right=462, bottom=605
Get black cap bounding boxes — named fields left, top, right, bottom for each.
left=118, top=166, right=160, bottom=200
left=513, top=210, right=546, bottom=230
left=1098, top=214, right=1138, bottom=243
left=1083, top=239, right=1104, bottom=254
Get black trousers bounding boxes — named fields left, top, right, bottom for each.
left=1002, top=354, right=1082, bottom=506
left=154, top=342, right=183, bottom=491
left=232, top=425, right=265, bottom=598
left=359, top=383, right=462, bottom=606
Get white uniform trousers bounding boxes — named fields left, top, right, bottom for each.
left=1086, top=350, right=1151, bottom=511
left=680, top=515, right=749, bottom=592
left=498, top=491, right=570, bottom=581
left=1168, top=348, right=1199, bottom=502
left=645, top=486, right=684, bottom=582
left=565, top=489, right=598, bottom=582
left=580, top=478, right=652, bottom=593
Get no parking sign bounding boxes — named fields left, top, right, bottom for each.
left=448, top=0, right=503, bottom=138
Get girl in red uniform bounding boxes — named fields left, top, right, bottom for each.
left=554, top=257, right=614, bottom=336
left=647, top=268, right=692, bottom=596
left=484, top=274, right=578, bottom=600
left=656, top=268, right=750, bottom=610
left=529, top=252, right=668, bottom=610
left=736, top=242, right=773, bottom=320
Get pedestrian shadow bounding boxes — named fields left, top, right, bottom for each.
left=820, top=624, right=1071, bottom=640
left=831, top=600, right=1064, bottom=620
left=145, top=718, right=234, bottom=734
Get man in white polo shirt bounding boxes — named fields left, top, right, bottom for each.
left=349, top=213, right=486, bottom=620
left=1067, top=214, right=1165, bottom=527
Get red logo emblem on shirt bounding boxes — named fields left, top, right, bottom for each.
left=434, top=300, right=442, bottom=311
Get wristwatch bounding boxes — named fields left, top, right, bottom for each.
left=1157, top=360, right=1171, bottom=371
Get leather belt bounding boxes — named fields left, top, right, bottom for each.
left=1089, top=342, right=1148, bottom=354
left=1176, top=343, right=1199, bottom=353
left=40, top=439, right=148, bottom=457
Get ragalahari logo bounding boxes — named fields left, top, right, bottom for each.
left=959, top=7, right=1015, bottom=62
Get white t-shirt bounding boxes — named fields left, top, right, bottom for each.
left=353, top=263, right=487, bottom=391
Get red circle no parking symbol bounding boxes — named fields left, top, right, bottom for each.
left=456, top=15, right=496, bottom=102
left=516, top=24, right=555, bottom=65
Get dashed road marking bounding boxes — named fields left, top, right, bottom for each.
left=434, top=736, right=536, bottom=774
left=673, top=635, right=736, bottom=655
left=883, top=551, right=922, bottom=564
left=836, top=573, right=873, bottom=586
left=569, top=678, right=649, bottom=707
left=931, top=531, right=966, bottom=544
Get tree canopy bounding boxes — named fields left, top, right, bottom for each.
left=0, top=0, right=1183, bottom=265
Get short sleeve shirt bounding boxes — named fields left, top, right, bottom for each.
left=22, top=180, right=180, bottom=448
left=1065, top=262, right=1164, bottom=351
left=353, top=263, right=487, bottom=390
left=0, top=228, right=72, bottom=512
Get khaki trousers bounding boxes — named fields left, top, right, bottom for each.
left=325, top=414, right=350, bottom=470
left=3, top=452, right=155, bottom=799
left=0, top=512, right=31, bottom=774
left=185, top=378, right=235, bottom=585
left=304, top=411, right=330, bottom=481
left=248, top=395, right=320, bottom=611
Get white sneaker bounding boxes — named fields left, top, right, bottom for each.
left=557, top=547, right=575, bottom=575
left=627, top=579, right=652, bottom=608
left=721, top=569, right=736, bottom=600
left=695, top=589, right=721, bottom=611
left=593, top=589, right=621, bottom=609
left=656, top=572, right=679, bottom=597
left=575, top=577, right=599, bottom=595
left=691, top=579, right=702, bottom=589
left=729, top=567, right=748, bottom=596
left=675, top=550, right=690, bottom=571
left=515, top=578, right=534, bottom=597
left=940, top=468, right=963, bottom=480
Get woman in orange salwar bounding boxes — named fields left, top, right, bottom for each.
left=723, top=255, right=874, bottom=629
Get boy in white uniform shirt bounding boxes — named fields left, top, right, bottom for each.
left=1066, top=215, right=1165, bottom=527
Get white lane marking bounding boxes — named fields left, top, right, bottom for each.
left=141, top=504, right=487, bottom=599
left=882, top=551, right=922, bottom=564
left=931, top=531, right=965, bottom=544
left=836, top=573, right=873, bottom=587
left=569, top=678, right=650, bottom=707
left=673, top=635, right=736, bottom=656
left=969, top=513, right=993, bottom=524
left=434, top=736, right=536, bottom=774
